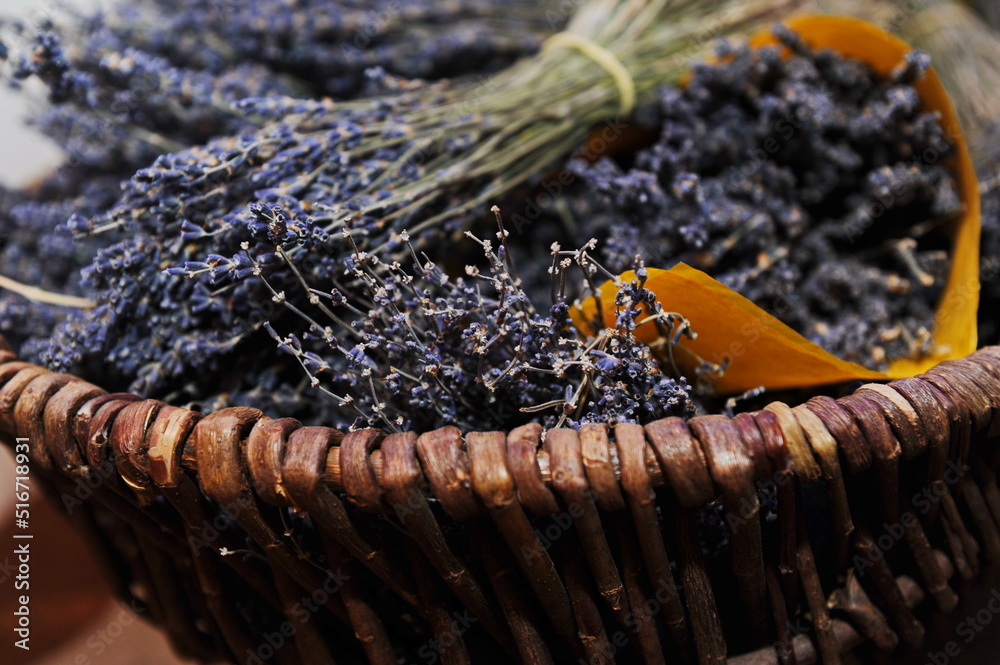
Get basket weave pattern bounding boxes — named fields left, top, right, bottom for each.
left=3, top=331, right=1000, bottom=665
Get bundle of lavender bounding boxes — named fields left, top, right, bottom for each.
left=0, top=0, right=556, bottom=350
left=2, top=0, right=556, bottom=179
left=5, top=0, right=805, bottom=430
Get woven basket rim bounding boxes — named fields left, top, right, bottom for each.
left=4, top=331, right=999, bottom=665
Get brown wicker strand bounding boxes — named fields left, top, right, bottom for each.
left=900, top=508, right=959, bottom=613
left=802, top=396, right=872, bottom=475
left=508, top=423, right=562, bottom=515
left=42, top=380, right=106, bottom=471
left=965, top=351, right=1000, bottom=437
left=790, top=405, right=853, bottom=568
left=919, top=377, right=971, bottom=469
left=193, top=409, right=351, bottom=625
left=579, top=422, right=627, bottom=512
left=12, top=371, right=76, bottom=470
left=415, top=426, right=482, bottom=521
left=851, top=528, right=924, bottom=648
left=689, top=415, right=770, bottom=648
left=281, top=426, right=418, bottom=608
left=272, top=565, right=337, bottom=665
left=838, top=395, right=902, bottom=526
left=104, top=399, right=215, bottom=658
left=970, top=451, right=1000, bottom=531
left=380, top=431, right=515, bottom=654
left=187, top=536, right=262, bottom=665
left=147, top=407, right=284, bottom=613
left=763, top=403, right=822, bottom=483
left=465, top=430, right=581, bottom=655
left=731, top=564, right=937, bottom=665
left=340, top=429, right=387, bottom=513
left=924, top=363, right=994, bottom=435
left=247, top=419, right=396, bottom=665
left=955, top=473, right=1000, bottom=562
left=545, top=428, right=627, bottom=616
left=826, top=571, right=897, bottom=653
left=413, top=427, right=558, bottom=661
left=76, top=396, right=189, bottom=556
left=855, top=384, right=928, bottom=460
left=404, top=538, right=472, bottom=665
left=110, top=399, right=165, bottom=502
left=0, top=364, right=47, bottom=435
left=472, top=522, right=557, bottom=665
left=889, top=377, right=952, bottom=502
left=316, top=530, right=397, bottom=665
left=672, top=503, right=726, bottom=665
left=615, top=423, right=692, bottom=659
left=940, top=487, right=981, bottom=579
left=753, top=410, right=800, bottom=624
left=644, top=417, right=715, bottom=508
left=732, top=413, right=774, bottom=485
left=764, top=566, right=796, bottom=665
left=562, top=550, right=617, bottom=664
left=795, top=507, right=842, bottom=665
left=247, top=417, right=302, bottom=508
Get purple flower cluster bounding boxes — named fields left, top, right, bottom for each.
left=0, top=177, right=120, bottom=354
left=3, top=0, right=553, bottom=409
left=31, top=88, right=443, bottom=397
left=132, top=0, right=554, bottom=97
left=567, top=29, right=961, bottom=369
left=6, top=21, right=290, bottom=181
left=242, top=218, right=695, bottom=431
left=4, top=0, right=553, bottom=181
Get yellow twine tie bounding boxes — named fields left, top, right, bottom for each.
left=542, top=32, right=636, bottom=117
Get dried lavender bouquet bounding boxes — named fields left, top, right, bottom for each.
left=0, top=0, right=553, bottom=351
left=2, top=0, right=554, bottom=178
left=14, top=0, right=806, bottom=430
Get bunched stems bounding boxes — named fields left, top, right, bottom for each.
left=266, top=0, right=807, bottom=246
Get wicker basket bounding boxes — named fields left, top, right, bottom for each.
left=3, top=329, right=1000, bottom=665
